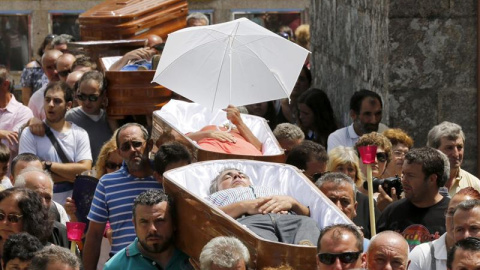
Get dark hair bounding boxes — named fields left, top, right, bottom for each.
left=37, top=34, right=56, bottom=57
left=133, top=189, right=175, bottom=223
left=0, top=142, right=10, bottom=163
left=3, top=232, right=43, bottom=268
left=315, top=172, right=356, bottom=203
left=11, top=153, right=41, bottom=178
left=77, top=70, right=106, bottom=94
left=71, top=55, right=97, bottom=71
left=154, top=142, right=191, bottom=175
left=301, top=65, right=312, bottom=86
left=317, top=224, right=363, bottom=252
left=30, top=245, right=81, bottom=270
left=454, top=199, right=480, bottom=216
left=447, top=237, right=480, bottom=269
left=405, top=147, right=446, bottom=187
left=286, top=140, right=328, bottom=171
left=297, top=88, right=337, bottom=146
left=0, top=188, right=52, bottom=244
left=43, top=81, right=74, bottom=103
left=349, top=89, right=383, bottom=114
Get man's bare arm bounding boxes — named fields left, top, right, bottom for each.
left=83, top=221, right=106, bottom=270
left=218, top=199, right=263, bottom=219
left=49, top=159, right=92, bottom=183
left=226, top=105, right=262, bottom=151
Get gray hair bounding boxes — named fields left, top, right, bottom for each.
left=273, top=123, right=305, bottom=141
left=187, top=12, right=209, bottom=25
left=30, top=245, right=81, bottom=270
left=454, top=199, right=480, bottom=215
left=209, top=168, right=249, bottom=195
left=427, top=121, right=465, bottom=149
left=15, top=167, right=54, bottom=188
left=199, top=236, right=250, bottom=270
left=315, top=172, right=356, bottom=203
left=52, top=34, right=73, bottom=46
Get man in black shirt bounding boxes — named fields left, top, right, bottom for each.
left=377, top=147, right=450, bottom=250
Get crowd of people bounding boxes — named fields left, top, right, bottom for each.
left=0, top=11, right=479, bottom=270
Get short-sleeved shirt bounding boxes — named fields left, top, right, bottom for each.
left=104, top=238, right=192, bottom=270
left=327, top=123, right=388, bottom=152
left=88, top=165, right=162, bottom=254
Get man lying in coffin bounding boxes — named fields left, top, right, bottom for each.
left=207, top=168, right=320, bottom=245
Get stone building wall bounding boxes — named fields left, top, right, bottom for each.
left=311, top=0, right=478, bottom=174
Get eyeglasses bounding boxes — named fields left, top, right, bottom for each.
left=317, top=252, right=362, bottom=265
left=376, top=152, right=388, bottom=163
left=0, top=212, right=23, bottom=223
left=58, top=69, right=71, bottom=78
left=393, top=150, right=407, bottom=157
left=120, top=140, right=145, bottom=152
left=76, top=93, right=100, bottom=102
left=105, top=161, right=122, bottom=170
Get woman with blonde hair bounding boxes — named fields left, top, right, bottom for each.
left=326, top=146, right=379, bottom=238
left=94, top=130, right=122, bottom=179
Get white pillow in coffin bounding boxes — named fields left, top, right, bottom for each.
left=154, top=99, right=282, bottom=155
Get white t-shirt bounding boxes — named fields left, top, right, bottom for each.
left=28, top=84, right=47, bottom=120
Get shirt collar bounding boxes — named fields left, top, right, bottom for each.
left=347, top=124, right=360, bottom=139
left=4, top=94, right=19, bottom=113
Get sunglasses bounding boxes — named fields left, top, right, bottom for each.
left=376, top=152, right=387, bottom=163
left=77, top=93, right=100, bottom=102
left=120, top=140, right=145, bottom=152
left=58, top=69, right=70, bottom=78
left=0, top=212, right=23, bottom=223
left=318, top=251, right=361, bottom=265
left=105, top=161, right=122, bottom=170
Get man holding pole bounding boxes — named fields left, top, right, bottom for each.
left=376, top=147, right=449, bottom=250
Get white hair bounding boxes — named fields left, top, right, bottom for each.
left=15, top=167, right=54, bottom=188
left=199, top=236, right=250, bottom=270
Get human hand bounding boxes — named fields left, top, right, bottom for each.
left=376, top=185, right=398, bottom=212
left=0, top=130, right=18, bottom=145
left=257, top=195, right=294, bottom=214
left=28, top=117, right=45, bottom=137
left=124, top=48, right=157, bottom=62
left=225, top=105, right=242, bottom=126
left=207, top=130, right=236, bottom=143
left=65, top=197, right=77, bottom=218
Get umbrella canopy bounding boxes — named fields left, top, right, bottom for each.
left=152, top=17, right=309, bottom=111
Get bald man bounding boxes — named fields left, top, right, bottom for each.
left=56, top=54, right=76, bottom=82
left=66, top=71, right=85, bottom=89
left=28, top=49, right=63, bottom=119
left=366, top=231, right=410, bottom=270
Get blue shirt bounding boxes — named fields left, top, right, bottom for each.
left=87, top=164, right=162, bottom=254
left=104, top=238, right=192, bottom=270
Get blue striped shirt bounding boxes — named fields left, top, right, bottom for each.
left=87, top=165, right=162, bottom=254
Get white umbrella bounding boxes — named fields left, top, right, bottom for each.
left=152, top=17, right=309, bottom=111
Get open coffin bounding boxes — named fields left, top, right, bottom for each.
left=163, top=159, right=352, bottom=269
left=152, top=99, right=285, bottom=162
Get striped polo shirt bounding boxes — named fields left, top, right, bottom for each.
left=88, top=164, right=162, bottom=254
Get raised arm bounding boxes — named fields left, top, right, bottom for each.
left=226, top=105, right=262, bottom=151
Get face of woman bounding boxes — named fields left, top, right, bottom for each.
left=359, top=147, right=387, bottom=178
left=334, top=163, right=358, bottom=183
left=105, top=151, right=123, bottom=174
left=298, top=103, right=314, bottom=130
left=0, top=195, right=24, bottom=241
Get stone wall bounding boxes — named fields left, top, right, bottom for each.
left=312, top=0, right=478, bottom=174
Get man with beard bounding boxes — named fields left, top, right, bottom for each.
left=19, top=81, right=92, bottom=204
left=327, top=89, right=388, bottom=152
left=83, top=123, right=162, bottom=270
left=104, top=189, right=192, bottom=270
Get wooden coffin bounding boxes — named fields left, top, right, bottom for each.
left=79, top=0, right=188, bottom=41
left=99, top=56, right=172, bottom=118
left=163, top=160, right=352, bottom=269
left=151, top=100, right=286, bottom=163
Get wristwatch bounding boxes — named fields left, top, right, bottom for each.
left=43, top=161, right=52, bottom=172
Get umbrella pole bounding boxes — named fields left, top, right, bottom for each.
left=367, top=164, right=376, bottom=236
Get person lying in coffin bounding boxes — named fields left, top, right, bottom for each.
left=207, top=168, right=320, bottom=245
left=187, top=105, right=263, bottom=156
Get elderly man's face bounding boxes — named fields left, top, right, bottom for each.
left=23, top=171, right=53, bottom=208
left=367, top=236, right=409, bottom=270
left=217, top=170, right=252, bottom=191
left=319, top=182, right=357, bottom=220
left=453, top=207, right=480, bottom=243
left=117, top=126, right=149, bottom=172
left=438, top=137, right=464, bottom=170
left=316, top=229, right=365, bottom=270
